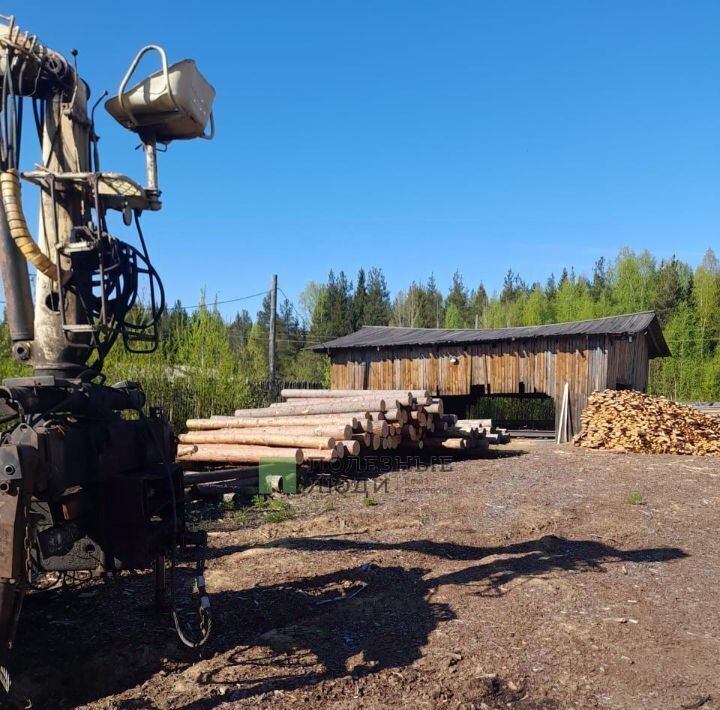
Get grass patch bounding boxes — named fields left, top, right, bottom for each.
left=323, top=498, right=335, bottom=512
left=626, top=492, right=644, bottom=505
left=186, top=503, right=222, bottom=532
left=249, top=493, right=294, bottom=523
left=362, top=495, right=379, bottom=507
left=226, top=508, right=248, bottom=525
left=186, top=499, right=250, bottom=530
left=186, top=510, right=212, bottom=533
left=265, top=498, right=295, bottom=523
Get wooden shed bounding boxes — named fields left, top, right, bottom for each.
left=310, top=312, right=670, bottom=434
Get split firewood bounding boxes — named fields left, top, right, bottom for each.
left=575, top=390, right=720, bottom=456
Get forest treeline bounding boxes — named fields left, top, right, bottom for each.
left=246, top=245, right=720, bottom=403
left=0, top=246, right=718, bottom=430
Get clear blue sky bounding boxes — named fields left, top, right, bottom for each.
left=4, top=1, right=720, bottom=320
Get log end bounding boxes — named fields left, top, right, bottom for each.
left=341, top=439, right=361, bottom=456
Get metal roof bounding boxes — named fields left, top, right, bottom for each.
left=309, top=311, right=670, bottom=358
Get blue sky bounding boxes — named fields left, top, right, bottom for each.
left=4, top=1, right=719, bottom=319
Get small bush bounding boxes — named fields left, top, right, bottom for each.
left=626, top=492, right=644, bottom=505
left=362, top=495, right=379, bottom=507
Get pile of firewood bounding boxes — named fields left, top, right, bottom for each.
left=574, top=390, right=720, bottom=456
left=176, top=389, right=498, bottom=466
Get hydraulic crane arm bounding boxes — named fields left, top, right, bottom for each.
left=0, top=15, right=215, bottom=702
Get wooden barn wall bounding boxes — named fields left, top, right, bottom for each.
left=330, top=351, right=351, bottom=390
left=328, top=333, right=651, bottom=432
left=605, top=333, right=649, bottom=392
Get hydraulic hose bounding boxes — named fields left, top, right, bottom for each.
left=0, top=168, right=59, bottom=281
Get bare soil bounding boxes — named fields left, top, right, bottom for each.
left=10, top=442, right=720, bottom=710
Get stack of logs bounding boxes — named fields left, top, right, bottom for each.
left=176, top=389, right=503, bottom=466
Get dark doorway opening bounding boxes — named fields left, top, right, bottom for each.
left=463, top=393, right=555, bottom=431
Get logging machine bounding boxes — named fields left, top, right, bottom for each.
left=0, top=16, right=215, bottom=704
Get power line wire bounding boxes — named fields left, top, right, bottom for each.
left=0, top=290, right=272, bottom=311
left=226, top=332, right=325, bottom=345
left=277, top=285, right=308, bottom=328
left=173, top=290, right=270, bottom=311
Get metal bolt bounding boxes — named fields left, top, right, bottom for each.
left=4, top=464, right=15, bottom=475
left=13, top=343, right=30, bottom=361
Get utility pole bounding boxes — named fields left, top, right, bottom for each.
left=269, top=274, right=277, bottom=381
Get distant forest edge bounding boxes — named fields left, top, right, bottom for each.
left=0, top=246, right=718, bottom=431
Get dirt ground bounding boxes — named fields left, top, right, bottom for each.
left=10, top=441, right=720, bottom=710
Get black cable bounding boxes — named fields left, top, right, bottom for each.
left=68, top=230, right=166, bottom=370
left=89, top=90, right=107, bottom=173
left=13, top=54, right=26, bottom=169
left=5, top=50, right=19, bottom=170
left=119, top=240, right=166, bottom=353
left=14, top=93, right=22, bottom=169
left=1, top=49, right=11, bottom=168
left=43, top=97, right=63, bottom=170
left=31, top=97, right=43, bottom=144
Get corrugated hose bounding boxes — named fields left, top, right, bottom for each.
left=0, top=168, right=62, bottom=282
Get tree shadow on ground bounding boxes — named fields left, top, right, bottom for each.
left=11, top=535, right=687, bottom=709
left=256, top=534, right=688, bottom=606
left=183, top=534, right=687, bottom=708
